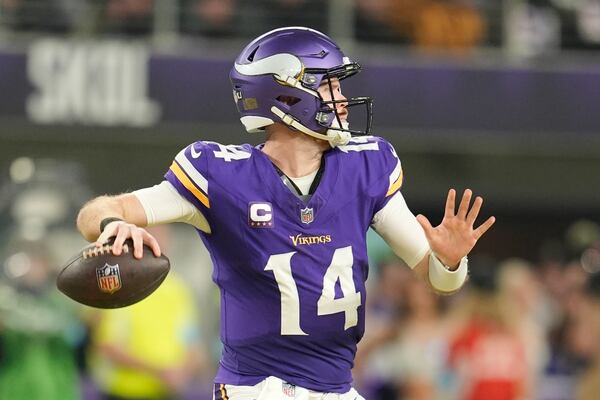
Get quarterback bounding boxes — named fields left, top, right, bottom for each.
left=77, top=27, right=495, bottom=399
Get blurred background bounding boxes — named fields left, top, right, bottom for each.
left=1, top=0, right=600, bottom=399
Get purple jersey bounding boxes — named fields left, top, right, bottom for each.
left=164, top=136, right=403, bottom=393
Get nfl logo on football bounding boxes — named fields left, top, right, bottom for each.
left=300, top=207, right=314, bottom=224
left=96, top=263, right=122, bottom=294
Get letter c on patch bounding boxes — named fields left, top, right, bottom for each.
left=250, top=203, right=272, bottom=222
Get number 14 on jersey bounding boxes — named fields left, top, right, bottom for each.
left=265, top=246, right=361, bottom=335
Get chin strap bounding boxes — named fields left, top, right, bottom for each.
left=271, top=106, right=351, bottom=147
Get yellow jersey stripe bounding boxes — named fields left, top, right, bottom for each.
left=388, top=159, right=402, bottom=186
left=386, top=169, right=403, bottom=197
left=169, top=162, right=210, bottom=208
left=220, top=383, right=228, bottom=400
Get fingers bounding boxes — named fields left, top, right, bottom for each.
left=96, top=229, right=114, bottom=248
left=474, top=216, right=496, bottom=239
left=466, top=196, right=483, bottom=226
left=95, top=220, right=161, bottom=258
left=112, top=225, right=130, bottom=256
left=131, top=229, right=144, bottom=259
left=416, top=214, right=434, bottom=238
left=444, top=189, right=456, bottom=218
left=95, top=221, right=120, bottom=247
left=457, top=189, right=472, bottom=219
left=143, top=231, right=162, bottom=257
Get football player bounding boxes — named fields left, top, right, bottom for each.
left=77, top=27, right=495, bottom=400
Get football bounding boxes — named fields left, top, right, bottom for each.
left=57, top=238, right=170, bottom=308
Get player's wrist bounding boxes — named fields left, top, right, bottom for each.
left=428, top=253, right=468, bottom=294
left=438, top=255, right=460, bottom=271
left=100, top=217, right=123, bottom=233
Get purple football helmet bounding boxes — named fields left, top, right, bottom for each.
left=230, top=27, right=373, bottom=147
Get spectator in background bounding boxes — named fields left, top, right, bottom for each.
left=355, top=259, right=452, bottom=400
left=0, top=157, right=92, bottom=400
left=505, top=0, right=561, bottom=59
left=0, top=0, right=72, bottom=32
left=412, top=0, right=486, bottom=54
left=181, top=0, right=327, bottom=38
left=539, top=268, right=590, bottom=400
left=379, top=272, right=449, bottom=400
left=353, top=259, right=412, bottom=398
left=538, top=223, right=600, bottom=400
left=447, top=255, right=530, bottom=400
left=180, top=0, right=236, bottom=37
left=102, top=0, right=154, bottom=35
left=355, top=0, right=422, bottom=43
left=0, top=239, right=82, bottom=400
left=88, top=226, right=208, bottom=400
left=576, top=269, right=600, bottom=400
left=232, top=0, right=330, bottom=37
left=355, top=0, right=487, bottom=53
left=246, top=0, right=327, bottom=36
left=498, top=258, right=550, bottom=399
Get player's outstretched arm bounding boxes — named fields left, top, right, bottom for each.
left=372, top=188, right=494, bottom=294
left=76, top=193, right=161, bottom=259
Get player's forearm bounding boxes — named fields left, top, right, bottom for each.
left=412, top=255, right=433, bottom=288
left=77, top=193, right=149, bottom=242
left=77, top=196, right=125, bottom=242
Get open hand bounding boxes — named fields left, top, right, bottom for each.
left=416, top=189, right=495, bottom=268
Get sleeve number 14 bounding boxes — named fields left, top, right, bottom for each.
left=264, top=246, right=361, bottom=335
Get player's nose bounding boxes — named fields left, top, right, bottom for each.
left=336, top=95, right=348, bottom=117
left=336, top=92, right=348, bottom=117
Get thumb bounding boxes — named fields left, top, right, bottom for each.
left=416, top=214, right=434, bottom=236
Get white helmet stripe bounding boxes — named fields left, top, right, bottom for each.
left=234, top=53, right=302, bottom=78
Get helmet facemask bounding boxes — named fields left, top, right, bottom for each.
left=311, top=63, right=373, bottom=141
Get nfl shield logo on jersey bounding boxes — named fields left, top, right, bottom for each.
left=282, top=382, right=296, bottom=397
left=300, top=207, right=314, bottom=224
left=96, top=263, right=122, bottom=294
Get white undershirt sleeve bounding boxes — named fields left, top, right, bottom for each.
left=371, top=191, right=430, bottom=268
left=133, top=181, right=211, bottom=233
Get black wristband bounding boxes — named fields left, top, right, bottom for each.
left=100, top=217, right=123, bottom=233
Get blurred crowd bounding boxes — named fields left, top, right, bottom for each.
left=0, top=158, right=217, bottom=400
left=1, top=0, right=600, bottom=56
left=1, top=157, right=600, bottom=400
left=357, top=225, right=600, bottom=400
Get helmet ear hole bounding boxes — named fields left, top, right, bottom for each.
left=276, top=95, right=301, bottom=106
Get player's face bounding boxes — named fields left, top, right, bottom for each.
left=318, top=77, right=348, bottom=121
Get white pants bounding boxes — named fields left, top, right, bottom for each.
left=214, top=376, right=365, bottom=400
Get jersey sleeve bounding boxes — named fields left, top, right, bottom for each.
left=133, top=181, right=211, bottom=232
left=164, top=141, right=212, bottom=214
left=371, top=191, right=429, bottom=268
left=369, top=138, right=404, bottom=214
